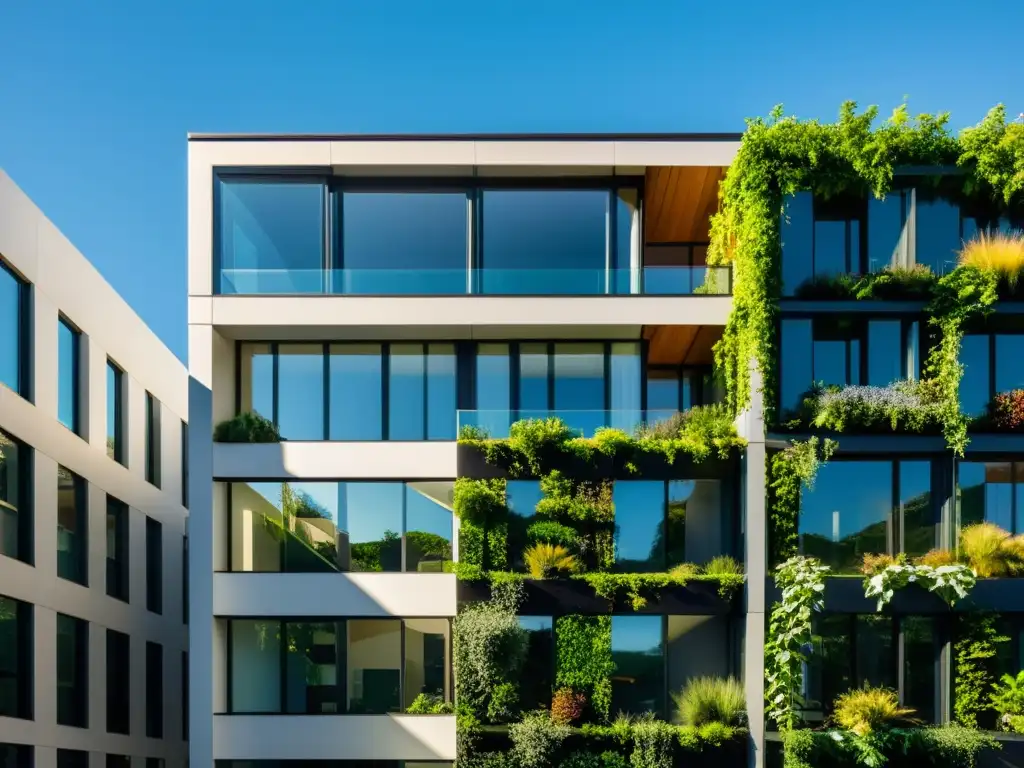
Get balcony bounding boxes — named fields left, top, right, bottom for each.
left=218, top=266, right=731, bottom=297
left=457, top=408, right=682, bottom=439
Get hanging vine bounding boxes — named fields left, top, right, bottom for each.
left=767, top=437, right=837, bottom=566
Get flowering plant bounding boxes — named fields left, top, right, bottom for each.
left=989, top=390, right=1024, bottom=431
left=804, top=379, right=944, bottom=433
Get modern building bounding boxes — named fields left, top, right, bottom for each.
left=185, top=131, right=1024, bottom=768
left=0, top=171, right=190, bottom=768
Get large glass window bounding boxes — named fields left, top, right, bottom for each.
left=229, top=618, right=450, bottom=714
left=106, top=360, right=125, bottom=464
left=389, top=344, right=456, bottom=441
left=228, top=481, right=453, bottom=574
left=146, top=517, right=163, bottom=614
left=519, top=617, right=554, bottom=711
left=57, top=466, right=87, bottom=585
left=106, top=496, right=129, bottom=602
left=106, top=629, right=130, bottom=734
left=667, top=615, right=732, bottom=694
left=56, top=613, right=88, bottom=728
left=0, top=744, right=31, bottom=767
left=614, top=481, right=665, bottom=572
left=480, top=189, right=614, bottom=294
left=0, top=594, right=31, bottom=719
left=146, top=641, right=163, bottom=738
left=611, top=616, right=665, bottom=716
left=0, top=262, right=26, bottom=397
left=914, top=197, right=961, bottom=276
left=0, top=428, right=30, bottom=564
left=336, top=191, right=468, bottom=294
left=867, top=191, right=912, bottom=273
left=643, top=244, right=719, bottom=295
left=667, top=480, right=726, bottom=566
left=217, top=178, right=326, bottom=295
left=958, top=461, right=1024, bottom=534
left=57, top=751, right=88, bottom=768
left=57, top=317, right=80, bottom=434
left=277, top=345, right=324, bottom=440
left=959, top=333, right=1024, bottom=418
left=329, top=344, right=382, bottom=440
left=780, top=193, right=865, bottom=294
left=799, top=460, right=935, bottom=572
left=145, top=392, right=162, bottom=488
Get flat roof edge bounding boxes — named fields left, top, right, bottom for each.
left=186, top=132, right=743, bottom=142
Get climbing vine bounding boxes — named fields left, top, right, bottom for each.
left=767, top=437, right=837, bottom=566
left=953, top=613, right=1010, bottom=728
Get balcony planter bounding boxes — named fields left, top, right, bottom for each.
left=766, top=576, right=950, bottom=614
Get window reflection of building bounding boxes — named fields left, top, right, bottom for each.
left=958, top=461, right=1024, bottom=534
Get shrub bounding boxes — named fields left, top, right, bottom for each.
left=486, top=682, right=519, bottom=723
left=832, top=685, right=917, bottom=735
left=695, top=720, right=738, bottom=746
left=702, top=555, right=743, bottom=577
left=406, top=693, right=453, bottom=714
left=991, top=671, right=1024, bottom=723
left=793, top=272, right=861, bottom=300
left=600, top=751, right=629, bottom=768
left=915, top=548, right=958, bottom=567
left=524, top=542, right=577, bottom=579
left=861, top=552, right=906, bottom=575
left=510, top=710, right=571, bottom=768
left=453, top=603, right=528, bottom=716
left=526, top=520, right=581, bottom=550
left=562, top=752, right=601, bottom=768
left=551, top=687, right=586, bottom=725
left=960, top=522, right=1024, bottom=577
left=805, top=379, right=944, bottom=433
left=629, top=714, right=677, bottom=768
left=668, top=562, right=700, bottom=580
left=989, top=389, right=1024, bottom=431
left=213, top=411, right=280, bottom=442
left=959, top=231, right=1024, bottom=295
left=672, top=676, right=745, bottom=727
left=914, top=724, right=999, bottom=768
left=792, top=265, right=937, bottom=301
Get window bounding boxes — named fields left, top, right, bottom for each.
left=613, top=481, right=665, bottom=572
left=667, top=615, right=732, bottom=694
left=0, top=594, right=32, bottom=719
left=106, top=360, right=125, bottom=464
left=519, top=617, right=554, bottom=710
left=146, top=517, right=163, bottom=614
left=56, top=751, right=88, bottom=768
left=781, top=192, right=866, bottom=294
left=0, top=744, right=31, bottom=767
left=0, top=261, right=28, bottom=397
left=183, top=536, right=189, bottom=624
left=106, top=496, right=129, bottom=601
left=803, top=615, right=936, bottom=722
left=506, top=481, right=544, bottom=572
left=107, top=757, right=130, bottom=768
left=145, top=392, right=162, bottom=487
left=228, top=618, right=451, bottom=714
left=0, top=428, right=31, bottom=564
left=146, top=760, right=166, bottom=768
left=241, top=342, right=456, bottom=441
left=958, top=462, right=1024, bottom=534
left=610, top=615, right=665, bottom=716
left=57, top=466, right=87, bottom=585
left=217, top=178, right=326, bottom=295
left=914, top=196, right=962, bottom=276
left=780, top=318, right=920, bottom=413
left=146, top=641, right=163, bottom=738
left=958, top=333, right=1024, bottom=418
left=228, top=481, right=453, bottom=574
left=57, top=317, right=81, bottom=434
left=335, top=191, right=468, bottom=294
left=798, top=459, right=936, bottom=572
left=181, top=420, right=189, bottom=508
left=106, top=629, right=130, bottom=734
left=643, top=244, right=723, bottom=295
left=56, top=613, right=88, bottom=727
left=182, top=651, right=189, bottom=739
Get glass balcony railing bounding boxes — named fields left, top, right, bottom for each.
left=217, top=267, right=731, bottom=297
left=457, top=409, right=681, bottom=440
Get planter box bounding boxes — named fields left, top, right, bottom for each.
left=765, top=577, right=950, bottom=614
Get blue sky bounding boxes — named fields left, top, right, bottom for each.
left=1, top=0, right=1021, bottom=362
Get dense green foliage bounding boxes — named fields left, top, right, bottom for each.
left=453, top=603, right=528, bottom=718
left=954, top=614, right=1010, bottom=727
left=767, top=437, right=837, bottom=565
left=802, top=380, right=944, bottom=434
left=792, top=265, right=938, bottom=301
left=453, top=478, right=508, bottom=570
left=781, top=724, right=997, bottom=768
left=863, top=562, right=976, bottom=610
left=213, top=411, right=280, bottom=442
left=672, top=676, right=746, bottom=727
left=555, top=615, right=614, bottom=721
left=406, top=693, right=454, bottom=714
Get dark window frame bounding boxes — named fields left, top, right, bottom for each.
left=106, top=628, right=131, bottom=734
left=107, top=359, right=126, bottom=465
left=56, top=465, right=88, bottom=586
left=0, top=594, right=33, bottom=720
left=56, top=612, right=88, bottom=728
left=146, top=640, right=163, bottom=738
left=146, top=516, right=163, bottom=615
left=106, top=495, right=130, bottom=602
left=0, top=259, right=31, bottom=399
left=56, top=315, right=82, bottom=436
left=0, top=426, right=34, bottom=565
left=145, top=392, right=162, bottom=488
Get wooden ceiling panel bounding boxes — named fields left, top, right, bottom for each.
left=684, top=326, right=720, bottom=366
left=643, top=324, right=721, bottom=366
left=644, top=166, right=725, bottom=243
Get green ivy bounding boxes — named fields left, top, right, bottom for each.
left=555, top=615, right=614, bottom=721
left=453, top=478, right=508, bottom=569
left=767, top=437, right=838, bottom=565
left=953, top=613, right=1010, bottom=728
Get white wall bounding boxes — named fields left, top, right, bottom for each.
left=0, top=170, right=189, bottom=767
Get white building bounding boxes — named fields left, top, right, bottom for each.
left=185, top=134, right=770, bottom=768
left=0, top=171, right=190, bottom=768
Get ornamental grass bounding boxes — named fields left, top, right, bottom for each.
left=959, top=231, right=1024, bottom=294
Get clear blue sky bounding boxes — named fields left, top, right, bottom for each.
left=1, top=0, right=1020, bottom=363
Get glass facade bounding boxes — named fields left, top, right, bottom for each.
left=56, top=613, right=88, bottom=727
left=106, top=496, right=129, bottom=602
left=147, top=517, right=163, bottom=614
left=57, top=317, right=80, bottom=434
left=958, top=333, right=1024, bottom=418
left=57, top=466, right=87, bottom=585
left=0, top=262, right=26, bottom=396
left=0, top=594, right=31, bottom=719
left=107, top=629, right=130, bottom=734
left=107, top=360, right=125, bottom=464
left=228, top=618, right=451, bottom=714
left=146, top=641, right=163, bottom=738
left=958, top=461, right=1024, bottom=534
left=227, top=481, right=453, bottom=573
left=0, top=428, right=29, bottom=564
left=798, top=459, right=936, bottom=572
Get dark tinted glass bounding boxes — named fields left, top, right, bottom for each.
left=996, top=335, right=1024, bottom=394
left=107, top=361, right=124, bottom=463
left=867, top=192, right=910, bottom=272
left=107, top=629, right=130, bottom=734
left=146, top=517, right=163, bottom=614
left=0, top=429, right=27, bottom=562
left=57, top=466, right=87, bottom=585
left=781, top=193, right=813, bottom=295
left=230, top=620, right=281, bottom=712
left=106, top=497, right=129, bottom=601
left=867, top=320, right=902, bottom=386
left=900, top=462, right=935, bottom=557
left=519, top=617, right=554, bottom=710
left=57, top=613, right=88, bottom=727
left=0, top=595, right=30, bottom=719
left=780, top=319, right=812, bottom=413
left=903, top=616, right=937, bottom=722
left=611, top=616, right=664, bottom=716
left=146, top=641, right=163, bottom=737
left=914, top=197, right=960, bottom=275
left=959, top=462, right=1014, bottom=532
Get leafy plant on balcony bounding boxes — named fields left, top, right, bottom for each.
left=510, top=710, right=572, bottom=768
left=954, top=613, right=1010, bottom=728
left=406, top=693, right=454, bottom=714
left=990, top=671, right=1024, bottom=731
left=453, top=602, right=528, bottom=718
left=863, top=561, right=976, bottom=610
left=673, top=676, right=746, bottom=728
left=213, top=411, right=279, bottom=442
left=793, top=265, right=938, bottom=302
left=802, top=379, right=945, bottom=434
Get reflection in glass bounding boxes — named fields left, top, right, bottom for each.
left=329, top=345, right=382, bottom=440
left=667, top=616, right=729, bottom=693
left=915, top=198, right=960, bottom=276
left=867, top=320, right=902, bottom=386
left=959, top=462, right=1015, bottom=532
left=404, top=618, right=450, bottom=707
left=959, top=335, right=990, bottom=418
left=800, top=461, right=890, bottom=573
left=348, top=620, right=401, bottom=713
left=781, top=193, right=813, bottom=296
left=240, top=343, right=274, bottom=425
left=405, top=483, right=454, bottom=572
left=646, top=370, right=680, bottom=412
left=519, top=617, right=554, bottom=710
left=609, top=343, right=642, bottom=430
left=611, top=616, right=664, bottom=716
left=481, top=190, right=610, bottom=294
left=814, top=220, right=848, bottom=277
left=507, top=481, right=543, bottom=571
left=57, top=466, right=86, bottom=585
left=666, top=480, right=724, bottom=566
left=106, top=361, right=124, bottom=463
left=616, top=191, right=639, bottom=294
left=218, top=180, right=325, bottom=295
left=341, top=483, right=402, bottom=572
left=856, top=615, right=896, bottom=690
left=614, top=481, right=664, bottom=572
left=0, top=264, right=23, bottom=395
left=58, top=319, right=79, bottom=433
left=996, top=335, right=1024, bottom=394
left=230, top=619, right=281, bottom=712
left=900, top=462, right=934, bottom=558
left=285, top=622, right=338, bottom=714
left=389, top=345, right=425, bottom=440
left=867, top=192, right=911, bottom=272
left=781, top=320, right=812, bottom=413
left=0, top=430, right=24, bottom=561
left=903, top=616, right=936, bottom=722
left=554, top=343, right=604, bottom=434
left=277, top=345, right=324, bottom=440
left=476, top=344, right=510, bottom=411
left=426, top=344, right=457, bottom=440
